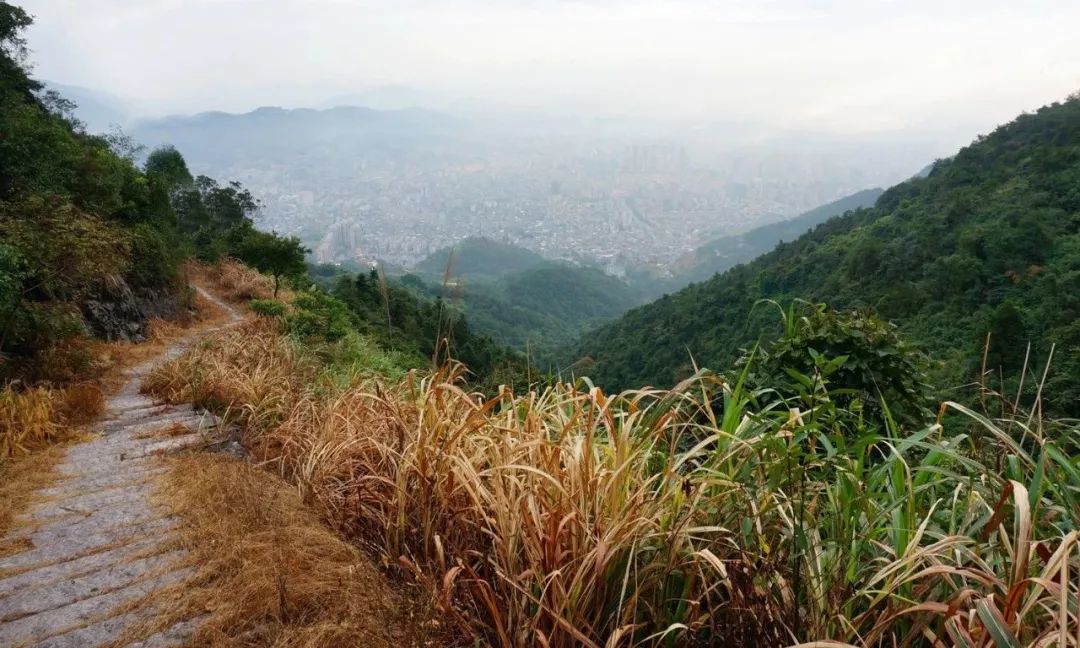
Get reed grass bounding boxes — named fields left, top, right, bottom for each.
left=144, top=319, right=1080, bottom=647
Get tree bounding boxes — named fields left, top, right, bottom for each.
left=235, top=230, right=308, bottom=296
left=0, top=2, right=38, bottom=101
left=144, top=145, right=193, bottom=190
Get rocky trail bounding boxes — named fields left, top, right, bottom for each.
left=0, top=288, right=242, bottom=647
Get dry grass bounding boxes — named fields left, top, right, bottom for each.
left=0, top=280, right=229, bottom=461
left=90, top=286, right=233, bottom=396
left=185, top=258, right=277, bottom=305
left=115, top=453, right=438, bottom=648
left=0, top=384, right=65, bottom=457
left=143, top=323, right=779, bottom=645
left=144, top=318, right=1080, bottom=647
left=0, top=444, right=66, bottom=539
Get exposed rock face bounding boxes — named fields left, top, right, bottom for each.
left=81, top=279, right=190, bottom=342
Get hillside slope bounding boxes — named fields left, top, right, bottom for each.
left=571, top=94, right=1080, bottom=414
left=437, top=264, right=640, bottom=360
left=412, top=237, right=547, bottom=280
left=673, top=187, right=884, bottom=285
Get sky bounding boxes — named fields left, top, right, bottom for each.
left=16, top=0, right=1080, bottom=141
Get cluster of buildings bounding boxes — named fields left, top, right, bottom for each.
left=205, top=142, right=861, bottom=272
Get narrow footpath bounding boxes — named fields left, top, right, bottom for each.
left=0, top=288, right=242, bottom=647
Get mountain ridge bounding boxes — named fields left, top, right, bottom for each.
left=568, top=93, right=1080, bottom=415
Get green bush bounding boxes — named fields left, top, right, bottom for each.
left=126, top=222, right=181, bottom=290
left=285, top=291, right=354, bottom=342
left=249, top=298, right=286, bottom=318
left=738, top=302, right=933, bottom=430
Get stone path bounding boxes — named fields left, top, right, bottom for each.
left=0, top=287, right=241, bottom=647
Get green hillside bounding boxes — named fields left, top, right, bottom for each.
left=0, top=4, right=304, bottom=383
left=412, top=236, right=547, bottom=280
left=408, top=237, right=642, bottom=362
left=570, top=94, right=1080, bottom=415
left=674, top=187, right=884, bottom=284
left=432, top=264, right=641, bottom=361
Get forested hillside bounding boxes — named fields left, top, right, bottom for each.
left=407, top=237, right=642, bottom=361
left=672, top=187, right=884, bottom=285
left=0, top=4, right=303, bottom=384
left=572, top=94, right=1080, bottom=415
left=411, top=236, right=548, bottom=280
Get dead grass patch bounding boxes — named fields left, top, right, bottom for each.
left=133, top=421, right=197, bottom=440
left=185, top=258, right=278, bottom=305
left=115, top=453, right=439, bottom=648
left=0, top=384, right=69, bottom=457
left=0, top=444, right=66, bottom=537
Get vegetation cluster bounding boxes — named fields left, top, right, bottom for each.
left=145, top=274, right=1080, bottom=647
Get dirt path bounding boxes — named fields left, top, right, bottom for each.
left=0, top=288, right=242, bottom=647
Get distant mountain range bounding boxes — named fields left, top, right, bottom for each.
left=130, top=105, right=460, bottom=168
left=42, top=81, right=129, bottom=132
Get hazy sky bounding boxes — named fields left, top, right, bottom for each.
left=17, top=0, right=1080, bottom=138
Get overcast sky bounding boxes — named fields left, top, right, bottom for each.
left=17, top=0, right=1080, bottom=139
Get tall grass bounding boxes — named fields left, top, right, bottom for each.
left=144, top=320, right=1080, bottom=647
left=185, top=258, right=276, bottom=304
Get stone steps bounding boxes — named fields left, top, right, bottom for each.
left=0, top=285, right=242, bottom=646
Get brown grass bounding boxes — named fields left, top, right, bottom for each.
left=0, top=384, right=65, bottom=457
left=0, top=444, right=66, bottom=538
left=185, top=258, right=277, bottom=305
left=142, top=322, right=758, bottom=646
left=91, top=287, right=233, bottom=396
left=114, top=453, right=439, bottom=648
left=142, top=310, right=1080, bottom=647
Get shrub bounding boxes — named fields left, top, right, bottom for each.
left=126, top=222, right=182, bottom=290
left=285, top=291, right=354, bottom=342
left=248, top=298, right=286, bottom=318
left=739, top=301, right=934, bottom=429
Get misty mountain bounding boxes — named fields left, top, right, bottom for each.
left=131, top=105, right=462, bottom=168
left=41, top=81, right=129, bottom=132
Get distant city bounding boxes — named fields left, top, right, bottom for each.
left=128, top=104, right=941, bottom=273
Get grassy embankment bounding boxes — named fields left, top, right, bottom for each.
left=144, top=263, right=1080, bottom=647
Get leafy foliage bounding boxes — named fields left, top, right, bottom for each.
left=234, top=230, right=308, bottom=296
left=248, top=298, right=286, bottom=318
left=740, top=302, right=933, bottom=429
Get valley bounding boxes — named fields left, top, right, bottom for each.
left=4, top=1, right=1080, bottom=646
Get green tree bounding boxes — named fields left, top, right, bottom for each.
left=235, top=230, right=308, bottom=296
left=144, top=145, right=193, bottom=191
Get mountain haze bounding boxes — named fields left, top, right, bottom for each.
left=409, top=237, right=641, bottom=359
